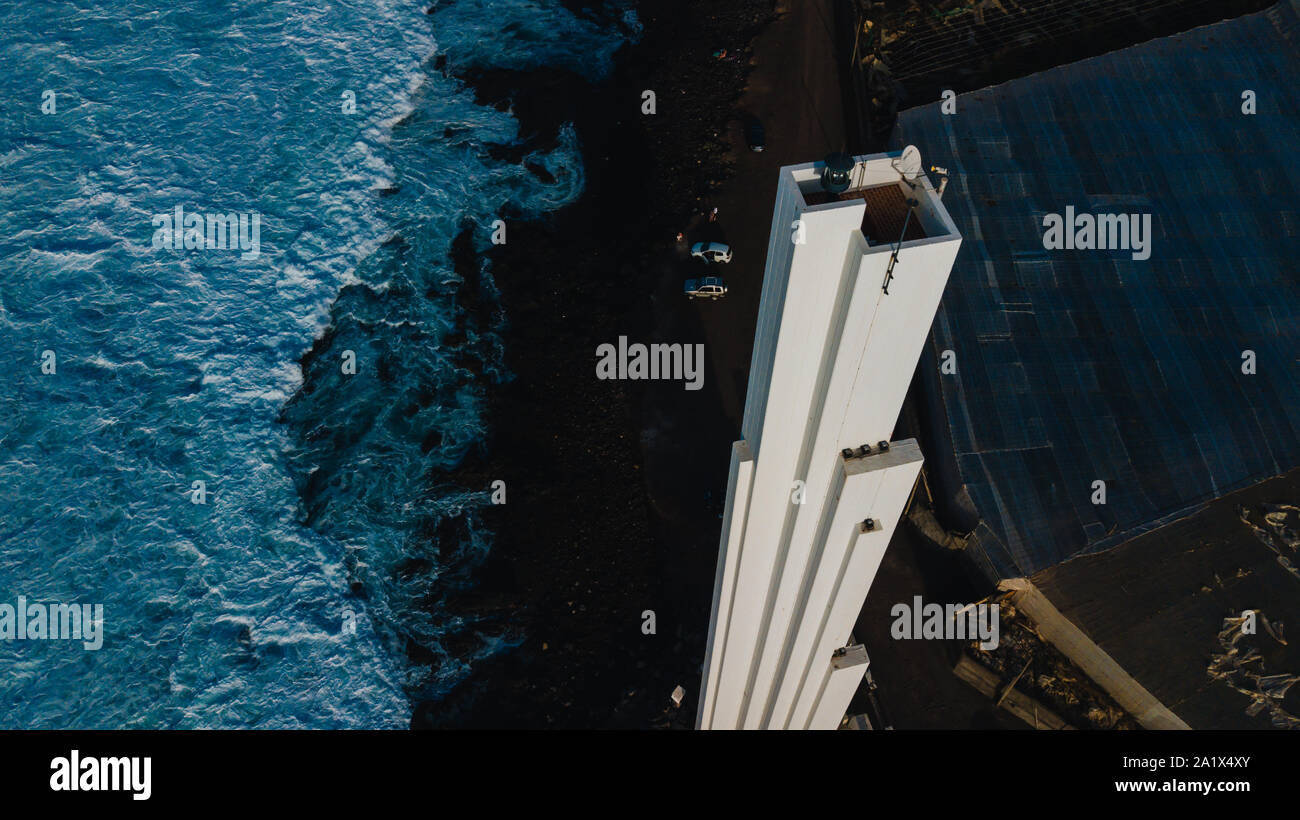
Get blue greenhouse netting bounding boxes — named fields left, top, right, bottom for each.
left=897, top=0, right=1300, bottom=579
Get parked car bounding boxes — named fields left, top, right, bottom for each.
left=746, top=118, right=766, bottom=152
left=690, top=241, right=732, bottom=263
left=684, top=276, right=728, bottom=300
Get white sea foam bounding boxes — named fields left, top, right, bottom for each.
left=0, top=0, right=639, bottom=729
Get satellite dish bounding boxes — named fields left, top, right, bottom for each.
left=893, top=144, right=923, bottom=182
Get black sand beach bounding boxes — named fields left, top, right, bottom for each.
left=415, top=0, right=776, bottom=729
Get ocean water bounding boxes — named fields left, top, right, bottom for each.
left=0, top=0, right=637, bottom=728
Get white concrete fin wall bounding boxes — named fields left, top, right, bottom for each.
left=697, top=441, right=754, bottom=729
left=698, top=151, right=961, bottom=730
left=786, top=444, right=923, bottom=728
left=777, top=440, right=923, bottom=729
left=808, top=644, right=870, bottom=731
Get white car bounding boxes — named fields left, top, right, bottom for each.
left=690, top=241, right=732, bottom=263
left=684, top=276, right=727, bottom=300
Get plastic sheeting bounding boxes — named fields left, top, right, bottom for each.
left=896, top=1, right=1300, bottom=578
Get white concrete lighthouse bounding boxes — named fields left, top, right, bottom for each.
left=698, top=150, right=961, bottom=730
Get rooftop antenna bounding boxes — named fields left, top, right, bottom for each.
left=930, top=165, right=949, bottom=198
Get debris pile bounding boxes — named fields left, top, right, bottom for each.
left=1206, top=610, right=1300, bottom=729
left=1238, top=503, right=1300, bottom=582
left=962, top=592, right=1140, bottom=729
